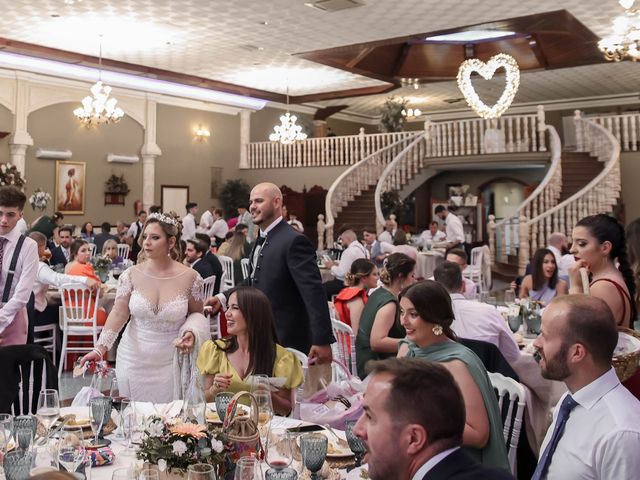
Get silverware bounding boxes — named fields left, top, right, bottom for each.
left=323, top=424, right=349, bottom=448
left=36, top=417, right=69, bottom=445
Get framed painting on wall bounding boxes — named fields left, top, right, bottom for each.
left=161, top=185, right=189, bottom=216
left=55, top=160, right=86, bottom=214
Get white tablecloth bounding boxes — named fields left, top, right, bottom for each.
left=414, top=249, right=445, bottom=279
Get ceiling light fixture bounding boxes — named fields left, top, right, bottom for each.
left=73, top=37, right=124, bottom=127
left=269, top=87, right=307, bottom=145
left=599, top=3, right=640, bottom=61
left=425, top=30, right=516, bottom=43
left=401, top=108, right=422, bottom=119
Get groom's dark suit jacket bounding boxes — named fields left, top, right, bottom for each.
left=422, top=449, right=514, bottom=480
left=246, top=219, right=334, bottom=353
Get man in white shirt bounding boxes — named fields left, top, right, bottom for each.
left=435, top=205, right=465, bottom=249
left=434, top=261, right=521, bottom=365
left=237, top=205, right=255, bottom=240
left=127, top=210, right=147, bottom=261
left=546, top=232, right=575, bottom=281
left=418, top=221, right=446, bottom=247
left=353, top=357, right=514, bottom=480
left=181, top=202, right=198, bottom=241
left=446, top=248, right=477, bottom=299
left=378, top=218, right=396, bottom=245
left=323, top=229, right=368, bottom=299
left=198, top=205, right=214, bottom=231
left=0, top=187, right=39, bottom=346
left=207, top=208, right=229, bottom=246
left=288, top=211, right=304, bottom=232
left=531, top=295, right=640, bottom=480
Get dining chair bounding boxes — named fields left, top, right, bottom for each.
left=87, top=243, right=97, bottom=258
left=488, top=371, right=526, bottom=475
left=330, top=319, right=356, bottom=377
left=33, top=323, right=57, bottom=364
left=286, top=347, right=308, bottom=419
left=240, top=258, right=250, bottom=281
left=201, top=275, right=219, bottom=338
left=58, top=284, right=102, bottom=379
left=117, top=243, right=130, bottom=260
left=217, top=256, right=235, bottom=291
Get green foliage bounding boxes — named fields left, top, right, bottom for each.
left=378, top=97, right=408, bottom=133
left=381, top=191, right=402, bottom=218
left=220, top=179, right=251, bottom=217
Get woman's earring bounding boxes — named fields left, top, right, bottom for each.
left=432, top=325, right=443, bottom=336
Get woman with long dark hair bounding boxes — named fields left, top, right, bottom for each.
left=333, top=258, right=378, bottom=333
left=569, top=214, right=636, bottom=327
left=518, top=248, right=567, bottom=304
left=197, top=286, right=303, bottom=415
left=397, top=280, right=509, bottom=471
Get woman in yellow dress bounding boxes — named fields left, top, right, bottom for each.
left=197, top=286, right=303, bottom=415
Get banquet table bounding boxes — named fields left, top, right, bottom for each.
left=414, top=249, right=445, bottom=279
left=56, top=404, right=356, bottom=479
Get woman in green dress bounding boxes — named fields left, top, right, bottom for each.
left=397, top=280, right=510, bottom=472
left=355, top=252, right=415, bottom=378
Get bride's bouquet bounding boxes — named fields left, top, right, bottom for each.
left=137, top=416, right=230, bottom=476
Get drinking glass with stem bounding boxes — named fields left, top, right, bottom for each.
left=233, top=455, right=262, bottom=480
left=300, top=433, right=328, bottom=480
left=89, top=399, right=106, bottom=447
left=0, top=413, right=13, bottom=456
left=504, top=288, right=516, bottom=306
left=187, top=463, right=217, bottom=480
left=57, top=426, right=86, bottom=475
left=119, top=399, right=137, bottom=455
left=265, top=427, right=294, bottom=471
left=252, top=390, right=274, bottom=446
left=36, top=389, right=60, bottom=441
left=139, top=468, right=160, bottom=480
left=345, top=420, right=366, bottom=469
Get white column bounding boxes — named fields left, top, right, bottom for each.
left=140, top=98, right=162, bottom=211
left=239, top=110, right=251, bottom=169
left=9, top=79, right=33, bottom=177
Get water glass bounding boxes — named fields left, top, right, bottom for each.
left=30, top=444, right=58, bottom=475
left=58, top=427, right=85, bottom=474
left=233, top=455, right=261, bottom=480
left=508, top=315, right=522, bottom=334
left=487, top=296, right=498, bottom=307
left=345, top=420, right=366, bottom=468
left=187, top=463, right=217, bottom=480
left=13, top=416, right=37, bottom=452
left=139, top=469, right=160, bottom=480
left=525, top=313, right=542, bottom=337
left=36, top=389, right=60, bottom=437
left=215, top=392, right=234, bottom=422
left=300, top=433, right=328, bottom=480
left=265, top=468, right=298, bottom=480
left=112, top=467, right=137, bottom=479
left=3, top=450, right=33, bottom=480
left=265, top=428, right=293, bottom=470
left=504, top=289, right=516, bottom=306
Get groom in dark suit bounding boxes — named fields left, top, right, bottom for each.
left=353, top=358, right=514, bottom=480
left=208, top=182, right=334, bottom=364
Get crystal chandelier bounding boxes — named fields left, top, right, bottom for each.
left=401, top=107, right=422, bottom=119
left=598, top=1, right=640, bottom=61
left=269, top=88, right=307, bottom=144
left=73, top=39, right=124, bottom=127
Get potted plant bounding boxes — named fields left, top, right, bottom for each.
left=0, top=163, right=26, bottom=187
left=219, top=179, right=251, bottom=218
left=104, top=174, right=130, bottom=205
left=379, top=97, right=408, bottom=133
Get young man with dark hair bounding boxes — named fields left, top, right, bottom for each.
left=184, top=239, right=215, bottom=279
left=207, top=208, right=229, bottom=247
left=93, top=222, right=119, bottom=252
left=195, top=233, right=222, bottom=295
left=182, top=202, right=198, bottom=241
left=127, top=210, right=147, bottom=261
left=355, top=357, right=513, bottom=480
left=49, top=225, right=73, bottom=267
left=435, top=205, right=465, bottom=250
left=0, top=186, right=39, bottom=345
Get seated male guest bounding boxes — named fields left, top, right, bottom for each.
left=434, top=262, right=520, bottom=365
left=323, top=229, right=368, bottom=300
left=446, top=249, right=477, bottom=299
left=418, top=221, right=447, bottom=247
left=378, top=218, right=397, bottom=245
left=532, top=295, right=640, bottom=479
left=354, top=357, right=514, bottom=480
left=195, top=233, right=223, bottom=295
left=362, top=226, right=385, bottom=268
left=206, top=208, right=228, bottom=247
left=50, top=226, right=73, bottom=267
left=27, top=232, right=98, bottom=343
left=93, top=222, right=119, bottom=252
left=185, top=238, right=215, bottom=279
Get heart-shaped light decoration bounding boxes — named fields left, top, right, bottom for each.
left=456, top=53, right=520, bottom=119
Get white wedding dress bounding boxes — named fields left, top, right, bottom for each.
left=96, top=266, right=206, bottom=403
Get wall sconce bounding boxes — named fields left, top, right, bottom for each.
left=195, top=125, right=211, bottom=142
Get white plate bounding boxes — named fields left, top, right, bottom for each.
left=346, top=465, right=369, bottom=479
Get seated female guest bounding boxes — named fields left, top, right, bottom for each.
left=225, top=231, right=251, bottom=281
left=380, top=229, right=418, bottom=260
left=397, top=280, right=509, bottom=471
left=518, top=248, right=567, bottom=305
left=64, top=239, right=108, bottom=325
left=197, top=286, right=303, bottom=415
left=333, top=258, right=378, bottom=333
left=355, top=253, right=415, bottom=378
left=81, top=222, right=95, bottom=243
left=569, top=214, right=636, bottom=327
left=102, top=239, right=125, bottom=266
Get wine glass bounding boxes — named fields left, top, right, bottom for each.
left=187, top=463, right=217, bottom=480
left=300, top=433, right=328, bottom=480
left=30, top=444, right=59, bottom=475
left=36, top=390, right=60, bottom=440
left=504, top=289, right=516, bottom=306
left=139, top=469, right=160, bottom=480
left=120, top=399, right=137, bottom=456
left=0, top=413, right=14, bottom=456
left=89, top=398, right=107, bottom=447
left=233, top=455, right=261, bottom=480
left=57, top=427, right=85, bottom=474
left=110, top=380, right=128, bottom=440
left=250, top=374, right=270, bottom=393
left=253, top=390, right=274, bottom=444
left=345, top=420, right=366, bottom=468
left=112, top=467, right=137, bottom=479
left=265, top=428, right=294, bottom=471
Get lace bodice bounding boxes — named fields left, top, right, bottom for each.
left=97, top=265, right=204, bottom=349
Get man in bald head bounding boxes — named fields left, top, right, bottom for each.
left=209, top=182, right=334, bottom=363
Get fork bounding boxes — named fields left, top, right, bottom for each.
left=332, top=394, right=351, bottom=409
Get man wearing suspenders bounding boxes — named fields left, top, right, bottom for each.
left=0, top=186, right=39, bottom=346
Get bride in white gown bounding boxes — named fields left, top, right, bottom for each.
left=81, top=212, right=208, bottom=403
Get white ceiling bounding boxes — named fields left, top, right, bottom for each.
left=0, top=0, right=637, bottom=118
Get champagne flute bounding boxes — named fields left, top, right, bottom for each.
left=253, top=390, right=274, bottom=445
left=265, top=428, right=293, bottom=471
left=120, top=399, right=137, bottom=456
left=250, top=374, right=270, bottom=394
left=58, top=427, right=85, bottom=474
left=89, top=399, right=106, bottom=447
left=187, top=463, right=217, bottom=480
left=36, top=389, right=60, bottom=439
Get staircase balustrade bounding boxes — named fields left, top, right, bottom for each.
left=586, top=111, right=640, bottom=152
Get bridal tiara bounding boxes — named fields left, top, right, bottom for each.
left=148, top=212, right=180, bottom=228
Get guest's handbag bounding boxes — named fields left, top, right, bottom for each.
left=222, top=391, right=263, bottom=461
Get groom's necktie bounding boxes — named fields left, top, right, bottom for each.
left=531, top=394, right=578, bottom=480
left=251, top=234, right=267, bottom=279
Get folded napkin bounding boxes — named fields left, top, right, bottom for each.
left=87, top=447, right=115, bottom=467
left=133, top=400, right=184, bottom=419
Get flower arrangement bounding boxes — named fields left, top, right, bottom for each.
left=105, top=174, right=130, bottom=194
left=0, top=163, right=25, bottom=187
left=29, top=188, right=52, bottom=211
left=91, top=254, right=112, bottom=282
left=137, top=416, right=229, bottom=475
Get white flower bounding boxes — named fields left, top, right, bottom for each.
left=212, top=439, right=224, bottom=453
left=172, top=440, right=187, bottom=456
left=147, top=421, right=164, bottom=437
left=157, top=459, right=167, bottom=472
